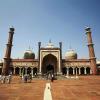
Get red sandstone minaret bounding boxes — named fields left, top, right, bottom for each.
left=2, top=27, right=15, bottom=75
left=85, top=27, right=97, bottom=75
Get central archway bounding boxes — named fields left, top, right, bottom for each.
left=42, top=54, right=57, bottom=74
left=46, top=64, right=54, bottom=73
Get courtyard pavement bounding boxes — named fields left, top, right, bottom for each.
left=44, top=83, right=52, bottom=100
left=0, top=75, right=100, bottom=100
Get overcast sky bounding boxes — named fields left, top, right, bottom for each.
left=0, top=0, right=100, bottom=60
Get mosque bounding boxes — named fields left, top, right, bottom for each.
left=0, top=27, right=100, bottom=76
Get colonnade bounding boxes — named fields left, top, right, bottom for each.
left=9, top=67, right=38, bottom=77
left=63, top=67, right=91, bottom=75
left=0, top=66, right=91, bottom=76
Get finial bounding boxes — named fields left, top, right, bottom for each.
left=29, top=45, right=31, bottom=50
left=49, top=39, right=51, bottom=43
left=69, top=44, right=72, bottom=50
left=9, top=26, right=15, bottom=32
left=69, top=45, right=72, bottom=50
left=85, top=26, right=91, bottom=32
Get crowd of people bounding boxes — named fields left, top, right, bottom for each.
left=0, top=71, right=55, bottom=84
left=0, top=74, right=12, bottom=84
left=21, top=73, right=32, bottom=83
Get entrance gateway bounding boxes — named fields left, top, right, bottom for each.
left=39, top=42, right=62, bottom=75
left=42, top=54, right=57, bottom=74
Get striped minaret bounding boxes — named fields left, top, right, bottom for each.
left=85, top=27, right=97, bottom=75
left=2, top=27, right=15, bottom=75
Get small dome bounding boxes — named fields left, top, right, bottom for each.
left=46, top=40, right=54, bottom=48
left=24, top=50, right=35, bottom=59
left=65, top=50, right=77, bottom=60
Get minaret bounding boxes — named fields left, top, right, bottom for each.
left=38, top=42, right=41, bottom=60
left=85, top=27, right=97, bottom=75
left=38, top=42, right=41, bottom=73
left=59, top=42, right=62, bottom=59
left=59, top=42, right=62, bottom=74
left=2, top=27, right=15, bottom=75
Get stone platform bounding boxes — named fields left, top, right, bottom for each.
left=0, top=76, right=100, bottom=100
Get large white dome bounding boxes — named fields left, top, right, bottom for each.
left=65, top=49, right=77, bottom=60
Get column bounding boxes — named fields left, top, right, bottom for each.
left=59, top=42, right=62, bottom=74
left=84, top=67, right=87, bottom=75
left=76, top=67, right=77, bottom=76
left=19, top=68, right=21, bottom=76
left=39, top=51, right=42, bottom=74
left=79, top=68, right=81, bottom=75
left=14, top=67, right=15, bottom=74
left=31, top=68, right=34, bottom=77
left=67, top=67, right=69, bottom=76
left=58, top=50, right=61, bottom=74
left=90, top=68, right=92, bottom=74
left=25, top=67, right=27, bottom=75
left=38, top=42, right=41, bottom=74
left=73, top=67, right=75, bottom=75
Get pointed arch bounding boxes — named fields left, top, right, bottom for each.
left=42, top=54, right=57, bottom=74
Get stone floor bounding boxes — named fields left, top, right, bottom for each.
left=0, top=75, right=100, bottom=100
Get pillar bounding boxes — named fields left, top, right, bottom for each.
left=31, top=68, right=34, bottom=77
left=90, top=68, right=92, bottom=74
left=79, top=68, right=81, bottom=75
left=59, top=42, right=62, bottom=74
left=67, top=67, right=69, bottom=76
left=73, top=67, right=75, bottom=75
left=84, top=67, right=87, bottom=75
left=19, top=68, right=21, bottom=76
left=76, top=68, right=77, bottom=75
left=85, top=27, right=97, bottom=75
left=14, top=67, right=15, bottom=74
left=2, top=27, right=15, bottom=75
left=58, top=50, right=61, bottom=74
left=25, top=67, right=27, bottom=75
left=38, top=42, right=41, bottom=74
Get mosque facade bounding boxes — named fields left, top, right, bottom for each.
left=0, top=27, right=100, bottom=76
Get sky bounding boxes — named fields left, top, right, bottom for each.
left=0, top=0, right=100, bottom=60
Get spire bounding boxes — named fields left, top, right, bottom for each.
left=69, top=45, right=72, bottom=50
left=49, top=39, right=51, bottom=43
left=68, top=44, right=73, bottom=51
left=29, top=45, right=31, bottom=50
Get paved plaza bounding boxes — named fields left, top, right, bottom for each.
left=0, top=76, right=100, bottom=100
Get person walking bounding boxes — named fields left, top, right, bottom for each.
left=51, top=74, right=54, bottom=82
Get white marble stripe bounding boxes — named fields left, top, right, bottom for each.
left=44, top=83, right=52, bottom=100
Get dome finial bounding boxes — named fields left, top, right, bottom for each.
left=69, top=44, right=72, bottom=50
left=9, top=26, right=15, bottom=32
left=68, top=43, right=73, bottom=51
left=29, top=45, right=31, bottom=50
left=49, top=39, right=51, bottom=43
left=85, top=26, right=91, bottom=32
